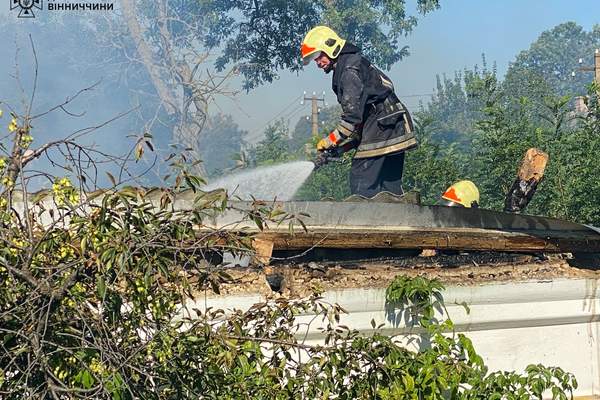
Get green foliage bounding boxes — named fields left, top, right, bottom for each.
left=408, top=23, right=600, bottom=222
left=497, top=22, right=600, bottom=133
left=469, top=80, right=600, bottom=225
left=0, top=115, right=580, bottom=399
left=527, top=92, right=600, bottom=224
left=294, top=151, right=353, bottom=200
left=423, top=56, right=497, bottom=146
left=0, top=171, right=281, bottom=398
left=381, top=275, right=577, bottom=399
left=0, top=107, right=302, bottom=398
left=208, top=0, right=441, bottom=89
left=470, top=90, right=543, bottom=210
left=249, top=119, right=299, bottom=166
left=504, top=22, right=600, bottom=100
left=385, top=275, right=447, bottom=327
left=403, top=115, right=465, bottom=204
left=199, top=113, right=248, bottom=177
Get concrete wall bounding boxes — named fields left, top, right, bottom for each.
left=187, top=278, right=600, bottom=398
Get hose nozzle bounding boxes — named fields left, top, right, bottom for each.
left=313, top=149, right=341, bottom=170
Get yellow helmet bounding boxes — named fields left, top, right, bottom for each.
left=301, top=26, right=346, bottom=65
left=442, top=180, right=480, bottom=208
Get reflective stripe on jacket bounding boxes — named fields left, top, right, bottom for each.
left=331, top=43, right=417, bottom=158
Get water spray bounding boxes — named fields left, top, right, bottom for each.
left=203, top=161, right=315, bottom=201
left=312, top=148, right=343, bottom=170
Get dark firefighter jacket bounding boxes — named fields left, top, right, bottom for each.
left=331, top=43, right=417, bottom=158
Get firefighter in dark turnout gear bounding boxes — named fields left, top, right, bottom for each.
left=302, top=26, right=417, bottom=197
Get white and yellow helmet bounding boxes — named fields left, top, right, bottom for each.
left=442, top=180, right=480, bottom=208
left=301, top=26, right=346, bottom=65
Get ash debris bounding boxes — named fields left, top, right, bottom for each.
left=200, top=251, right=600, bottom=298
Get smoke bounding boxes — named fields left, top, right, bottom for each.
left=0, top=13, right=172, bottom=189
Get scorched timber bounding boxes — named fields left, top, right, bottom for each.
left=194, top=201, right=600, bottom=254
left=256, top=226, right=598, bottom=253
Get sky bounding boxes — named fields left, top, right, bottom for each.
left=1, top=0, right=598, bottom=151
left=218, top=0, right=599, bottom=142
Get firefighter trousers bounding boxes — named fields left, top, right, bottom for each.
left=349, top=152, right=405, bottom=198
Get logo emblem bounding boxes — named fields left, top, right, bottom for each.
left=10, top=0, right=42, bottom=18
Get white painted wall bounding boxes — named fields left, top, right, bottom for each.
left=187, top=278, right=600, bottom=397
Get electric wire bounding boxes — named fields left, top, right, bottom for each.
left=247, top=92, right=434, bottom=144
left=281, top=102, right=308, bottom=121
left=246, top=94, right=304, bottom=141
left=250, top=102, right=309, bottom=144
left=398, top=93, right=434, bottom=98
left=282, top=103, right=309, bottom=125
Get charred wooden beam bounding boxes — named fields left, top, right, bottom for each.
left=254, top=226, right=600, bottom=254
left=504, top=148, right=549, bottom=213
left=195, top=200, right=600, bottom=255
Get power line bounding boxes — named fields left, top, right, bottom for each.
left=303, top=92, right=326, bottom=138
left=246, top=91, right=434, bottom=142
left=246, top=94, right=304, bottom=140
left=282, top=103, right=307, bottom=120
left=398, top=93, right=434, bottom=98
left=283, top=104, right=309, bottom=125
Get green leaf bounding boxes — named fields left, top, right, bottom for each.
left=81, top=370, right=94, bottom=389
left=97, top=275, right=106, bottom=298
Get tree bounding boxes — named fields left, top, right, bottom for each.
left=198, top=113, right=248, bottom=177
left=0, top=52, right=580, bottom=398
left=0, top=66, right=299, bottom=398
left=503, top=22, right=600, bottom=100
left=421, top=56, right=497, bottom=146
left=468, top=77, right=600, bottom=225
left=403, top=115, right=465, bottom=205
left=249, top=119, right=298, bottom=166
left=113, top=0, right=442, bottom=164
left=470, top=86, right=544, bottom=210
left=208, top=0, right=442, bottom=89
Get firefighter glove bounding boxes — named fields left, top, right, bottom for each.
left=313, top=151, right=330, bottom=169
left=317, top=137, right=334, bottom=151
left=317, top=128, right=346, bottom=151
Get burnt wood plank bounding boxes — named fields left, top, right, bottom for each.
left=253, top=227, right=600, bottom=253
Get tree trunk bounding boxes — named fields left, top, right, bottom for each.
left=121, top=0, right=177, bottom=115
left=121, top=0, right=206, bottom=175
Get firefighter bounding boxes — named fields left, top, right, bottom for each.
left=441, top=180, right=480, bottom=208
left=301, top=26, right=417, bottom=198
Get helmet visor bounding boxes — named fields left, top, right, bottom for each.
left=442, top=200, right=463, bottom=208
left=302, top=51, right=320, bottom=65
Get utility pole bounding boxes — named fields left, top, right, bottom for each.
left=595, top=48, right=600, bottom=86
left=302, top=91, right=326, bottom=138
left=573, top=49, right=600, bottom=110
left=575, top=49, right=600, bottom=82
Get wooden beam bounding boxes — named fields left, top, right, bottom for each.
left=252, top=238, right=274, bottom=265
left=504, top=148, right=549, bottom=213
left=253, top=227, right=600, bottom=254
